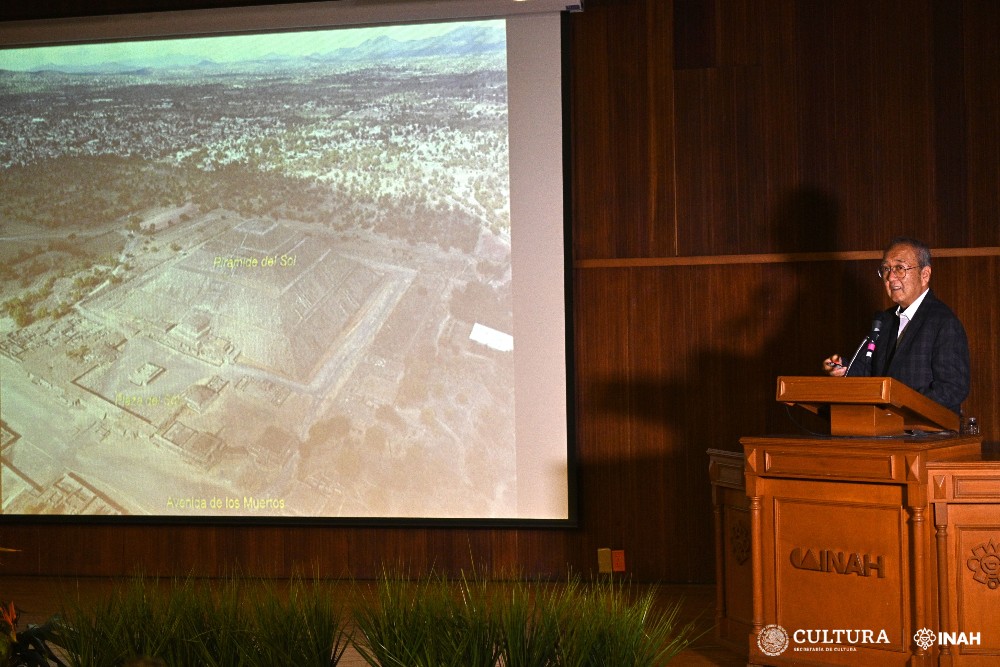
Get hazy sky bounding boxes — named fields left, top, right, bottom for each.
left=0, top=19, right=503, bottom=72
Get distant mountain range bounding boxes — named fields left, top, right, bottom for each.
left=318, top=24, right=506, bottom=62
left=6, top=24, right=506, bottom=75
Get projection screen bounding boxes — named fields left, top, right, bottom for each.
left=0, top=0, right=574, bottom=523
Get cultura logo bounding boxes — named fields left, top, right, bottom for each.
left=757, top=626, right=890, bottom=655
left=757, top=624, right=790, bottom=657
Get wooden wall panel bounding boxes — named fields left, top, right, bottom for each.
left=673, top=66, right=776, bottom=255
left=570, top=269, right=632, bottom=568
left=671, top=0, right=953, bottom=257
left=0, top=0, right=997, bottom=584
left=569, top=0, right=677, bottom=260
left=963, top=1, right=1000, bottom=242
left=930, top=0, right=969, bottom=242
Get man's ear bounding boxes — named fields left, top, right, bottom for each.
left=920, top=265, right=932, bottom=287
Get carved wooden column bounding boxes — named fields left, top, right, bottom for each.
left=932, top=493, right=954, bottom=665
left=906, top=453, right=934, bottom=666
left=743, top=443, right=767, bottom=666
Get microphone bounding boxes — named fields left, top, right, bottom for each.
left=845, top=316, right=882, bottom=375
left=864, top=317, right=882, bottom=359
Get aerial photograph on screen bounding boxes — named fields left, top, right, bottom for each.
left=0, top=20, right=516, bottom=519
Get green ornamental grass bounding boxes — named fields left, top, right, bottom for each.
left=33, top=569, right=700, bottom=667
left=52, top=574, right=351, bottom=667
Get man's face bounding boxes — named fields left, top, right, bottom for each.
left=881, top=243, right=931, bottom=309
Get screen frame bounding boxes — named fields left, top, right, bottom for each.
left=0, top=1, right=578, bottom=529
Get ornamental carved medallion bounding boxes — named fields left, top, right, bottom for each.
left=730, top=516, right=750, bottom=565
left=967, top=539, right=1000, bottom=590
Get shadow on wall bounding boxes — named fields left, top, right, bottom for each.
left=596, top=186, right=881, bottom=444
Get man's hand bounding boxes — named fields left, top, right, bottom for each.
left=823, top=354, right=847, bottom=377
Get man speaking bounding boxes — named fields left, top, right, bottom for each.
left=823, top=237, right=970, bottom=416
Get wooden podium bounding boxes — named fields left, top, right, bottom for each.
left=775, top=376, right=959, bottom=437
left=742, top=377, right=983, bottom=666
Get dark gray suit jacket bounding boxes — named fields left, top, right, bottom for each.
left=847, top=289, right=970, bottom=415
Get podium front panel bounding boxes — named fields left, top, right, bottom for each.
left=756, top=475, right=915, bottom=665
left=743, top=434, right=982, bottom=666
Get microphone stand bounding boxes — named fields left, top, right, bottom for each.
left=844, top=336, right=869, bottom=376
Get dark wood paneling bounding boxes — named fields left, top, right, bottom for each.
left=574, top=0, right=999, bottom=259
left=931, top=0, right=969, bottom=244
left=963, top=0, right=1000, bottom=243
left=1, top=0, right=997, bottom=584
left=569, top=0, right=677, bottom=260
left=673, top=0, right=717, bottom=69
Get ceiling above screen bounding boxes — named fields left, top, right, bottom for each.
left=1, top=0, right=584, bottom=47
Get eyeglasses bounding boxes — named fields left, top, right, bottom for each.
left=877, top=264, right=919, bottom=280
